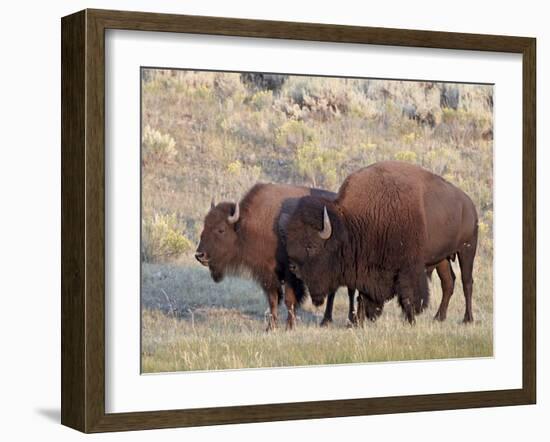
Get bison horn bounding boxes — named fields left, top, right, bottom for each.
left=227, top=202, right=240, bottom=224
left=210, top=199, right=216, bottom=209
left=319, top=206, right=332, bottom=240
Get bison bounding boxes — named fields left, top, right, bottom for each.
left=283, top=161, right=478, bottom=324
left=195, top=183, right=357, bottom=330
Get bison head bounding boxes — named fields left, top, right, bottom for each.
left=195, top=200, right=241, bottom=282
left=284, top=196, right=345, bottom=306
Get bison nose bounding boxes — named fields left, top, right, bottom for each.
left=195, top=251, right=208, bottom=265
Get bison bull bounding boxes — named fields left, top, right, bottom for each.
left=283, top=161, right=478, bottom=324
left=195, top=183, right=357, bottom=330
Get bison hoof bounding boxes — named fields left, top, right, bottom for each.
left=320, top=318, right=332, bottom=327
left=463, top=314, right=474, bottom=324
left=434, top=312, right=446, bottom=321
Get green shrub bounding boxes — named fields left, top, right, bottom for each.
left=275, top=120, right=316, bottom=150
left=142, top=213, right=193, bottom=263
left=295, top=142, right=344, bottom=189
left=249, top=90, right=273, bottom=111
left=394, top=150, right=418, bottom=163
left=192, top=85, right=214, bottom=101
left=424, top=147, right=461, bottom=176
left=226, top=160, right=243, bottom=175
left=142, top=126, right=177, bottom=165
left=213, top=73, right=246, bottom=102
left=440, top=108, right=491, bottom=147
left=283, top=77, right=364, bottom=120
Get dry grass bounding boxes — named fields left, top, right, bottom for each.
left=141, top=256, right=493, bottom=373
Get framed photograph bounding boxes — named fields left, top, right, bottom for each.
left=61, top=9, right=536, bottom=433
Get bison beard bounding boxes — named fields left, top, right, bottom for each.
left=285, top=161, right=478, bottom=324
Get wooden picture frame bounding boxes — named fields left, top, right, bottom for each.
left=61, top=8, right=536, bottom=433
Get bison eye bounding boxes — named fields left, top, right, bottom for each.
left=217, top=228, right=225, bottom=234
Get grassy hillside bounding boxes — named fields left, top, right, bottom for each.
left=141, top=69, right=493, bottom=372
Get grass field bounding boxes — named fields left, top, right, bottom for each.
left=141, top=255, right=493, bottom=373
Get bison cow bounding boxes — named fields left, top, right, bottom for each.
left=284, top=161, right=478, bottom=324
left=195, top=183, right=357, bottom=330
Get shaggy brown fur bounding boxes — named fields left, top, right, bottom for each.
left=358, top=258, right=457, bottom=324
left=284, top=161, right=478, bottom=324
